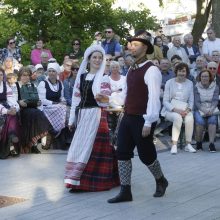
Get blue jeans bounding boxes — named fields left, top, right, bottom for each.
left=194, top=111, right=217, bottom=126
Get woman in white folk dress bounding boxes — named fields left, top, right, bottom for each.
left=64, top=45, right=119, bottom=192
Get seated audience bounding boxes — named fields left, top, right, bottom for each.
left=182, top=33, right=200, bottom=67
left=63, top=63, right=79, bottom=106
left=167, top=36, right=190, bottom=65
left=116, top=56, right=127, bottom=76
left=15, top=67, right=52, bottom=153
left=37, top=63, right=67, bottom=149
left=6, top=73, right=18, bottom=100
left=197, top=37, right=204, bottom=55
left=161, top=63, right=196, bottom=154
left=2, top=37, right=21, bottom=63
left=104, top=54, right=113, bottom=75
left=154, top=36, right=169, bottom=58
left=31, top=38, right=53, bottom=65
left=108, top=61, right=126, bottom=144
left=0, top=67, right=20, bottom=159
left=194, top=69, right=219, bottom=152
left=59, top=59, right=73, bottom=82
left=2, top=57, right=17, bottom=75
left=152, top=59, right=160, bottom=68
left=211, top=50, right=220, bottom=75
left=190, top=56, right=207, bottom=81
left=35, top=63, right=46, bottom=84
left=40, top=51, right=50, bottom=71
left=202, top=27, right=220, bottom=62
left=160, top=58, right=175, bottom=92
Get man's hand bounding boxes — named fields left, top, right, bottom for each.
left=142, top=126, right=151, bottom=137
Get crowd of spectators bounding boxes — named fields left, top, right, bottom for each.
left=1, top=25, right=220, bottom=159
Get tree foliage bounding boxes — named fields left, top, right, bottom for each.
left=158, top=0, right=220, bottom=42
left=0, top=0, right=159, bottom=64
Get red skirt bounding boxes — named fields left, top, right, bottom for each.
left=66, top=110, right=119, bottom=191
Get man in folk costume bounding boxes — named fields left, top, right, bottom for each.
left=108, top=30, right=168, bottom=203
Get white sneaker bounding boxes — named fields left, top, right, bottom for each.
left=185, top=144, right=196, bottom=153
left=170, top=145, right=177, bottom=154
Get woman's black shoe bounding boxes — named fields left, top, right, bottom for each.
left=209, top=143, right=216, bottom=153
left=196, top=142, right=203, bottom=150
left=69, top=188, right=88, bottom=193
left=31, top=146, right=41, bottom=154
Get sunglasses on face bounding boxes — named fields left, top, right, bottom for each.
left=73, top=43, right=80, bottom=45
left=105, top=31, right=112, bottom=34
left=71, top=68, right=79, bottom=71
left=106, top=58, right=112, bottom=61
left=9, top=41, right=15, bottom=44
left=208, top=67, right=217, bottom=70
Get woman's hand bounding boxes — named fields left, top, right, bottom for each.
left=173, top=108, right=187, bottom=117
left=19, top=100, right=27, bottom=108
left=205, top=110, right=212, bottom=116
left=95, top=94, right=109, bottom=103
left=7, top=107, right=17, bottom=116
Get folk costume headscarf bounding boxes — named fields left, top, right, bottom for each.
left=72, top=44, right=106, bottom=98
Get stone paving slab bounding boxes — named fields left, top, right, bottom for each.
left=1, top=139, right=220, bottom=220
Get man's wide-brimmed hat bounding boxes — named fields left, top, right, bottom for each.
left=127, top=30, right=154, bottom=54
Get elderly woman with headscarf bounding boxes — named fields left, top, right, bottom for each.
left=37, top=63, right=67, bottom=145
left=64, top=45, right=119, bottom=192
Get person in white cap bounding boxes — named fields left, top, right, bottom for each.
left=34, top=64, right=46, bottom=86
left=64, top=44, right=119, bottom=192
left=91, top=31, right=103, bottom=46
left=37, top=62, right=67, bottom=148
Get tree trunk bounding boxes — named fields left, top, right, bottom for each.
left=191, top=0, right=212, bottom=44
left=212, top=0, right=220, bottom=37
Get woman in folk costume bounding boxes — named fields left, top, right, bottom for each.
left=37, top=63, right=67, bottom=141
left=64, top=45, right=119, bottom=192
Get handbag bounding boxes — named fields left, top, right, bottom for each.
left=171, top=99, right=188, bottom=111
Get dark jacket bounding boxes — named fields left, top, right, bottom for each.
left=182, top=44, right=200, bottom=64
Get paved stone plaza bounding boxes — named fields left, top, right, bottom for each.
left=1, top=140, right=220, bottom=220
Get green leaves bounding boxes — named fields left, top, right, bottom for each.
left=0, top=0, right=159, bottom=63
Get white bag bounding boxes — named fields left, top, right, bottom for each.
left=171, top=99, right=188, bottom=111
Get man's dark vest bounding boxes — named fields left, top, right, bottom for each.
left=125, top=61, right=154, bottom=115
